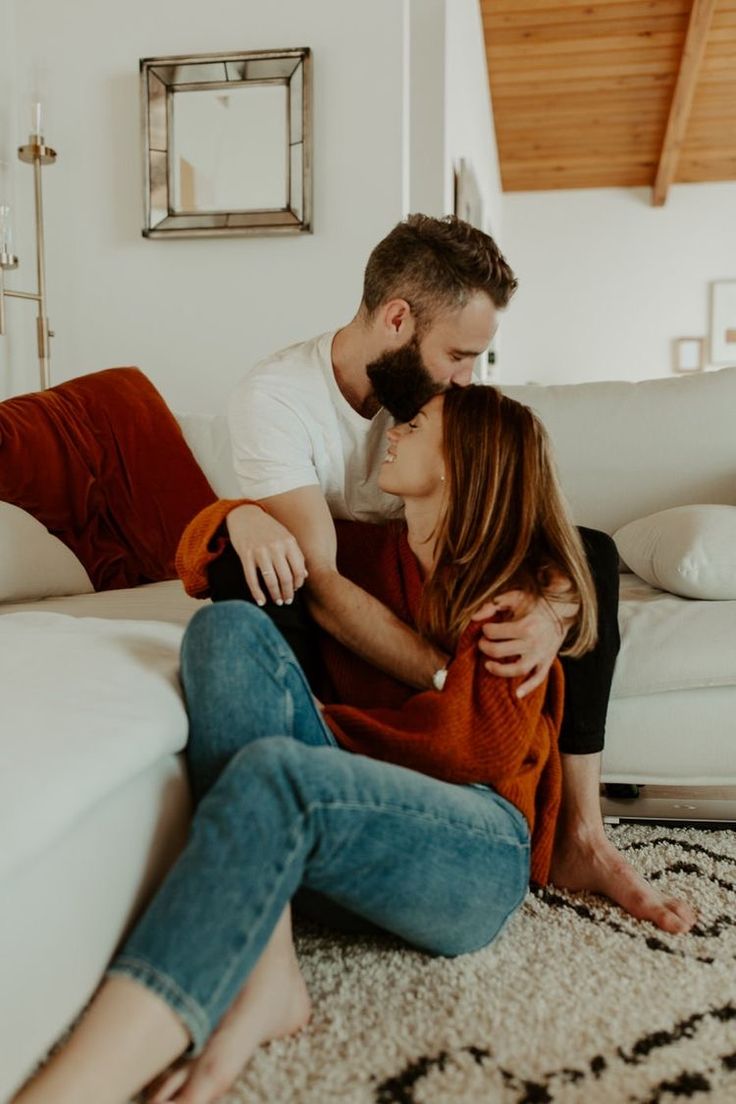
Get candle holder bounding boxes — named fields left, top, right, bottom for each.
left=0, top=126, right=57, bottom=390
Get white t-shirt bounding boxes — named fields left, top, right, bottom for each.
left=227, top=331, right=402, bottom=523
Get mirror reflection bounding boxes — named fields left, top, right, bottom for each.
left=172, top=85, right=288, bottom=213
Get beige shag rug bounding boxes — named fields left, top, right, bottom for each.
left=220, top=823, right=736, bottom=1104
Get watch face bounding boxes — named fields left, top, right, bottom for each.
left=432, top=667, right=448, bottom=691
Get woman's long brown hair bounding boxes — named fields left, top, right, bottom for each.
left=419, top=385, right=598, bottom=656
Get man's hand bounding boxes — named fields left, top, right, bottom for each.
left=226, top=503, right=307, bottom=606
left=472, top=591, right=579, bottom=698
left=229, top=486, right=447, bottom=689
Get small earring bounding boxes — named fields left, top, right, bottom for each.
left=440, top=475, right=445, bottom=482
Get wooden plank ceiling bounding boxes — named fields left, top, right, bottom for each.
left=482, top=0, right=736, bottom=200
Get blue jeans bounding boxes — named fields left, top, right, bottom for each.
left=106, top=603, right=530, bottom=1055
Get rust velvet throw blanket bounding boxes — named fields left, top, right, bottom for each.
left=0, top=367, right=215, bottom=590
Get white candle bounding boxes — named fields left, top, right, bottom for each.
left=0, top=203, right=13, bottom=258
left=31, top=100, right=43, bottom=140
left=0, top=160, right=13, bottom=256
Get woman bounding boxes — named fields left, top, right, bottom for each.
left=13, top=386, right=596, bottom=1104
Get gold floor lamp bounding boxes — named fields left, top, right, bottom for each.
left=0, top=104, right=56, bottom=391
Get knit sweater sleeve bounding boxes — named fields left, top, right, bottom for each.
left=323, top=621, right=562, bottom=787
left=175, top=498, right=260, bottom=598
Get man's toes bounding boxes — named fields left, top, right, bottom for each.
left=665, top=898, right=697, bottom=931
left=649, top=899, right=694, bottom=935
left=619, top=884, right=656, bottom=920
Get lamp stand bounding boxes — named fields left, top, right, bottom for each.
left=0, top=134, right=56, bottom=390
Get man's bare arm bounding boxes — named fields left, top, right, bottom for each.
left=227, top=488, right=446, bottom=689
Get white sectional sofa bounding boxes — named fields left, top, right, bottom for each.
left=1, top=366, right=735, bottom=1101
left=504, top=367, right=736, bottom=791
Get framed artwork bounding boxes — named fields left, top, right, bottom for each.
left=710, top=280, right=736, bottom=365
left=673, top=337, right=704, bottom=374
left=453, top=158, right=483, bottom=231
left=454, top=159, right=491, bottom=379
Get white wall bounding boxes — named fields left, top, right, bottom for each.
left=0, top=0, right=21, bottom=387
left=444, top=0, right=503, bottom=239
left=1, top=0, right=406, bottom=409
left=0, top=0, right=512, bottom=407
left=407, top=0, right=504, bottom=237
left=0, top=0, right=16, bottom=185
left=407, top=0, right=446, bottom=218
left=497, top=182, right=736, bottom=385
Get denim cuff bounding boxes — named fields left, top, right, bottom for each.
left=105, top=955, right=211, bottom=1057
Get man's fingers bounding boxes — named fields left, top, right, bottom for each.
left=516, top=664, right=549, bottom=699
left=471, top=601, right=500, bottom=622
left=241, top=555, right=267, bottom=607
left=477, top=637, right=525, bottom=660
left=471, top=591, right=526, bottom=623
left=483, top=657, right=535, bottom=680
left=481, top=617, right=532, bottom=643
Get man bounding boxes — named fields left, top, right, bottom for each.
left=221, top=214, right=693, bottom=934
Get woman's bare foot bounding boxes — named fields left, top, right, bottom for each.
left=11, top=976, right=189, bottom=1104
left=146, top=907, right=311, bottom=1104
left=550, top=828, right=697, bottom=934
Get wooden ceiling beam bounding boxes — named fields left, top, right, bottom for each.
left=652, top=0, right=718, bottom=205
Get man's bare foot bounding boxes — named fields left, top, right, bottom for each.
left=146, top=916, right=311, bottom=1104
left=549, top=827, right=697, bottom=934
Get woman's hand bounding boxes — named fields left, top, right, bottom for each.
left=226, top=504, right=307, bottom=607
left=472, top=590, right=579, bottom=699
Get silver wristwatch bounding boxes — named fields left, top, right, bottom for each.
left=432, top=667, right=448, bottom=691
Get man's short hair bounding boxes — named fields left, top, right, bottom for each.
left=361, top=213, right=518, bottom=330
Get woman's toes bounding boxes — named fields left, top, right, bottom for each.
left=146, top=1062, right=192, bottom=1102
left=170, top=1047, right=237, bottom=1104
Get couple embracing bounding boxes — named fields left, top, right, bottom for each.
left=14, top=215, right=695, bottom=1104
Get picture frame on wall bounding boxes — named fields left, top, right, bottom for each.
left=454, top=158, right=490, bottom=379
left=710, top=280, right=736, bottom=366
left=673, top=337, right=704, bottom=374
left=453, top=158, right=483, bottom=231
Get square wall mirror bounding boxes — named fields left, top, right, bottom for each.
left=140, top=48, right=312, bottom=238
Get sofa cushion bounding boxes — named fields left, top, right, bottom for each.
left=502, top=367, right=736, bottom=533
left=612, top=574, right=736, bottom=697
left=0, top=611, right=188, bottom=884
left=0, top=368, right=215, bottom=590
left=0, top=578, right=204, bottom=624
left=0, top=502, right=93, bottom=602
left=614, top=505, right=736, bottom=600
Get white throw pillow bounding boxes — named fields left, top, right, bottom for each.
left=0, top=502, right=94, bottom=603
left=614, top=505, right=736, bottom=600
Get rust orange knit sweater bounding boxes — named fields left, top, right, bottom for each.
left=176, top=500, right=564, bottom=884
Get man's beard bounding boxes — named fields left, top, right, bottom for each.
left=366, top=335, right=444, bottom=423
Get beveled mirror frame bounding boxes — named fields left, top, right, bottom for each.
left=140, top=48, right=312, bottom=238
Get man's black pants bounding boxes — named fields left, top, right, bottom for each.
left=207, top=526, right=620, bottom=757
